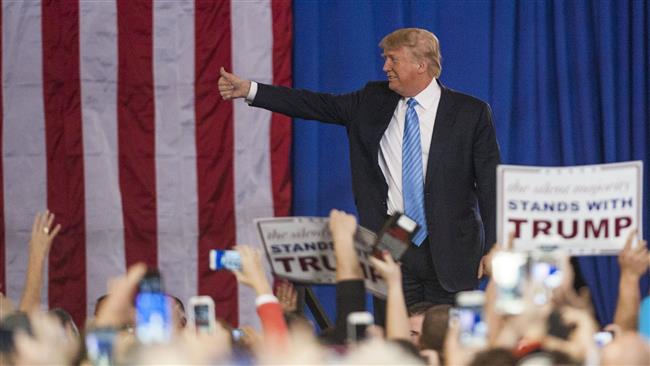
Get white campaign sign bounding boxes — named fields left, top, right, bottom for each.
left=497, top=161, right=643, bottom=254
left=255, top=217, right=387, bottom=298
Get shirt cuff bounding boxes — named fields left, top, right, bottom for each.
left=255, top=293, right=279, bottom=307
left=245, top=81, right=258, bottom=104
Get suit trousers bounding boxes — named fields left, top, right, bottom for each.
left=400, top=238, right=456, bottom=306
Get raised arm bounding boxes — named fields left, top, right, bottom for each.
left=327, top=209, right=367, bottom=344
left=369, top=252, right=409, bottom=341
left=233, top=245, right=288, bottom=346
left=613, top=230, right=648, bottom=331
left=19, top=211, right=61, bottom=312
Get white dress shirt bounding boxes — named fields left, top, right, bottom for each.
left=379, top=78, right=441, bottom=215
left=246, top=78, right=442, bottom=215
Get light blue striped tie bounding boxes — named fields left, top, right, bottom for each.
left=403, top=98, right=428, bottom=246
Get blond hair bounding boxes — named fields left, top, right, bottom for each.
left=379, top=28, right=442, bottom=78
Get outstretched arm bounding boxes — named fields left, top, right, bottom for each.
left=19, top=211, right=61, bottom=312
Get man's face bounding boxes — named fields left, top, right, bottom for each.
left=408, top=313, right=425, bottom=346
left=382, top=47, right=422, bottom=97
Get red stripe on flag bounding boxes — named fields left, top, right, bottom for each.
left=195, top=0, right=238, bottom=326
left=41, top=0, right=87, bottom=326
left=270, top=0, right=293, bottom=217
left=0, top=3, right=4, bottom=295
left=117, top=0, right=157, bottom=268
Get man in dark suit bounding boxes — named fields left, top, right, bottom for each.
left=218, top=28, right=500, bottom=307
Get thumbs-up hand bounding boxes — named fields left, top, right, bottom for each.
left=218, top=67, right=251, bottom=100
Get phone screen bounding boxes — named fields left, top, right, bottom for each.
left=85, top=328, right=116, bottom=366
left=456, top=307, right=487, bottom=347
left=136, top=289, right=171, bottom=344
left=193, top=304, right=211, bottom=330
left=492, top=252, right=528, bottom=314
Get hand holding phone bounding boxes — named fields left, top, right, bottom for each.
left=373, top=213, right=417, bottom=261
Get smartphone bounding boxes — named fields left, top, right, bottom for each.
left=135, top=269, right=172, bottom=344
left=593, top=331, right=614, bottom=347
left=209, top=250, right=241, bottom=271
left=491, top=251, right=528, bottom=315
left=85, top=327, right=116, bottom=366
left=453, top=291, right=487, bottom=347
left=347, top=311, right=374, bottom=343
left=530, top=249, right=565, bottom=305
left=373, top=213, right=417, bottom=261
left=188, top=296, right=216, bottom=334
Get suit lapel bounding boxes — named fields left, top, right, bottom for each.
left=424, top=82, right=458, bottom=191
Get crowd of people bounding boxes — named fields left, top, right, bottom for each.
left=1, top=209, right=649, bottom=365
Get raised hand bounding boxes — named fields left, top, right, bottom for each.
left=19, top=210, right=62, bottom=311
left=29, top=210, right=62, bottom=260
left=328, top=209, right=363, bottom=281
left=275, top=280, right=298, bottom=313
left=369, top=251, right=401, bottom=286
left=95, top=263, right=147, bottom=328
left=328, top=209, right=357, bottom=246
left=618, top=229, right=648, bottom=279
left=218, top=67, right=252, bottom=100
left=232, top=245, right=272, bottom=295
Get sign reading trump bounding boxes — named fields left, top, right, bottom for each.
left=497, top=161, right=643, bottom=254
left=255, top=217, right=387, bottom=298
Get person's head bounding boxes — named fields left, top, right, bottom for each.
left=168, top=295, right=187, bottom=331
left=379, top=28, right=441, bottom=97
left=48, top=307, right=79, bottom=338
left=419, top=304, right=451, bottom=354
left=407, top=302, right=434, bottom=346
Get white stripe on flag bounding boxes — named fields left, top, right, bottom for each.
left=2, top=0, right=48, bottom=306
left=80, top=0, right=125, bottom=318
left=153, top=0, right=198, bottom=308
left=231, top=0, right=275, bottom=328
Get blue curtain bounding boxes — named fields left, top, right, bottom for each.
left=292, top=0, right=649, bottom=326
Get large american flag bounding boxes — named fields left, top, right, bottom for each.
left=0, top=0, right=292, bottom=328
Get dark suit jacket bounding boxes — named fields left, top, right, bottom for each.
left=252, top=80, right=501, bottom=292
